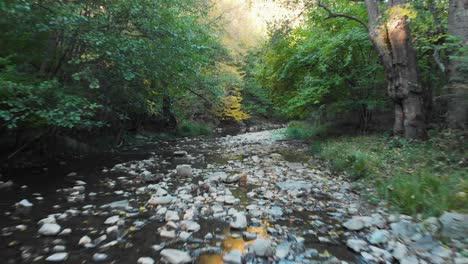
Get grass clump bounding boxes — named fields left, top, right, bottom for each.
left=176, top=120, right=212, bottom=137
left=285, top=121, right=327, bottom=140
left=314, top=130, right=467, bottom=216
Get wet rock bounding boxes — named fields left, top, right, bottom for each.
left=58, top=228, right=71, bottom=236
left=243, top=232, right=257, bottom=241
left=252, top=238, right=274, bottom=257
left=174, top=150, right=188, bottom=157
left=223, top=250, right=242, bottom=264
left=400, top=255, right=419, bottom=264
left=147, top=196, right=174, bottom=206
left=160, top=229, right=176, bottom=239
left=230, top=212, right=247, bottom=229
left=439, top=212, right=467, bottom=240
left=92, top=253, right=108, bottom=262
left=368, top=230, right=389, bottom=245
left=17, top=199, right=33, bottom=208
left=276, top=180, right=312, bottom=191
left=137, top=257, right=155, bottom=264
left=100, top=200, right=129, bottom=209
left=224, top=174, right=240, bottom=184
left=392, top=242, right=408, bottom=261
left=165, top=210, right=180, bottom=221
left=52, top=245, right=66, bottom=252
left=45, top=252, right=68, bottom=262
left=176, top=165, right=192, bottom=177
left=160, top=249, right=191, bottom=264
left=275, top=242, right=290, bottom=259
left=79, top=236, right=92, bottom=246
left=104, top=215, right=120, bottom=225
left=180, top=220, right=200, bottom=232
left=343, top=217, right=365, bottom=231
left=391, top=220, right=417, bottom=238
left=39, top=223, right=61, bottom=236
left=205, top=233, right=214, bottom=240
left=346, top=239, right=368, bottom=253
left=0, top=180, right=14, bottom=189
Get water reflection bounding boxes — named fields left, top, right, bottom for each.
left=197, top=223, right=269, bottom=263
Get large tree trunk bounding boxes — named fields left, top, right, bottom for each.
left=446, top=0, right=468, bottom=129
left=365, top=0, right=427, bottom=139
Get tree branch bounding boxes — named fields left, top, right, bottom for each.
left=318, top=1, right=368, bottom=31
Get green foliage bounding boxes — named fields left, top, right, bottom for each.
left=316, top=130, right=468, bottom=216
left=176, top=120, right=212, bottom=137
left=0, top=0, right=227, bottom=132
left=256, top=0, right=387, bottom=121
left=0, top=61, right=102, bottom=129
left=285, top=121, right=328, bottom=140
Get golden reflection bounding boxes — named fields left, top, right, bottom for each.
left=197, top=223, right=269, bottom=264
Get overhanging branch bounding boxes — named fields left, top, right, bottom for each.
left=317, top=1, right=369, bottom=31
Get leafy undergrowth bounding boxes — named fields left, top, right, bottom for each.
left=285, top=121, right=328, bottom=140
left=312, top=129, right=467, bottom=217
left=176, top=121, right=213, bottom=137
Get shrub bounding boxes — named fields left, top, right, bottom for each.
left=285, top=121, right=328, bottom=140
left=176, top=121, right=212, bottom=137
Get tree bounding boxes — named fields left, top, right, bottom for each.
left=318, top=0, right=428, bottom=139
left=446, top=0, right=468, bottom=129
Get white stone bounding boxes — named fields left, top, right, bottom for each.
left=160, top=249, right=191, bottom=264
left=223, top=250, right=242, bottom=264
left=346, top=239, right=368, bottom=252
left=230, top=212, right=247, bottom=229
left=92, top=253, right=108, bottom=262
left=176, top=165, right=192, bottom=177
left=45, top=252, right=68, bottom=262
left=104, top=215, right=120, bottom=225
left=343, top=217, right=365, bottom=231
left=137, top=257, right=155, bottom=264
left=79, top=236, right=92, bottom=246
left=39, top=223, right=61, bottom=236
left=252, top=238, right=274, bottom=257
left=147, top=196, right=174, bottom=206
left=180, top=220, right=200, bottom=232
left=165, top=210, right=180, bottom=221
left=368, top=230, right=389, bottom=244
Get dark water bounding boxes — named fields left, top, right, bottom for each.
left=0, top=135, right=358, bottom=263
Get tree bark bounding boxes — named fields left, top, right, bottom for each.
left=446, top=0, right=468, bottom=129
left=365, top=0, right=427, bottom=138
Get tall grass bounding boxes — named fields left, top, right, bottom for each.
left=314, top=130, right=467, bottom=216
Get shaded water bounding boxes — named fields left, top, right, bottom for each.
left=0, top=133, right=358, bottom=263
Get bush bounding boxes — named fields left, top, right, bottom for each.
left=176, top=121, right=212, bottom=137
left=285, top=121, right=328, bottom=140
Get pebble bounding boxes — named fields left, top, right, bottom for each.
left=39, top=223, right=61, bottom=236
left=45, top=252, right=68, bottom=262
left=137, top=257, right=155, bottom=264
left=92, top=253, right=108, bottom=262
left=223, top=250, right=242, bottom=264
left=160, top=249, right=191, bottom=264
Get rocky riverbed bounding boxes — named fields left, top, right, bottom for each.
left=0, top=129, right=467, bottom=264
